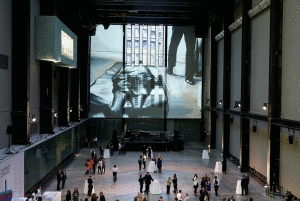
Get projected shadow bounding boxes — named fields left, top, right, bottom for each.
left=90, top=64, right=169, bottom=118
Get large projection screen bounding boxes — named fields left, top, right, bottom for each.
left=90, top=25, right=202, bottom=118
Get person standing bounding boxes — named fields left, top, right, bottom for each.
left=91, top=149, right=95, bottom=159
left=99, top=192, right=105, bottom=201
left=172, top=174, right=178, bottom=194
left=112, top=165, right=118, bottom=182
left=56, top=169, right=62, bottom=190
left=206, top=178, right=211, bottom=192
left=152, top=155, right=157, bottom=165
left=93, top=136, right=97, bottom=147
left=119, top=142, right=122, bottom=154
left=87, top=176, right=93, bottom=196
left=199, top=187, right=207, bottom=201
left=200, top=177, right=206, bottom=189
left=245, top=172, right=250, bottom=195
left=72, top=188, right=79, bottom=201
left=227, top=195, right=235, bottom=201
left=97, top=159, right=103, bottom=175
left=193, top=174, right=199, bottom=194
left=66, top=190, right=72, bottom=201
left=167, top=177, right=172, bottom=194
left=177, top=190, right=183, bottom=201
left=87, top=159, right=93, bottom=174
left=213, top=176, right=219, bottom=197
left=241, top=175, right=247, bottom=195
left=93, top=154, right=98, bottom=174
left=138, top=155, right=143, bottom=170
left=138, top=174, right=144, bottom=193
left=99, top=145, right=104, bottom=157
left=102, top=159, right=106, bottom=174
left=85, top=138, right=89, bottom=148
left=157, top=157, right=162, bottom=173
left=143, top=154, right=147, bottom=169
left=143, top=172, right=154, bottom=194
left=183, top=193, right=190, bottom=201
left=36, top=186, right=42, bottom=201
left=61, top=169, right=67, bottom=189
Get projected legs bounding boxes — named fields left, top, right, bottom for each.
left=167, top=26, right=197, bottom=85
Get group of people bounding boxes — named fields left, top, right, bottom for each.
left=85, top=136, right=98, bottom=148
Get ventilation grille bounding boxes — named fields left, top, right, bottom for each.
left=0, top=54, right=8, bottom=70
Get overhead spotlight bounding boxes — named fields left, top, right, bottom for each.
left=219, top=100, right=223, bottom=105
left=79, top=105, right=83, bottom=111
left=262, top=103, right=267, bottom=110
left=32, top=115, right=36, bottom=122
left=234, top=101, right=242, bottom=108
left=54, top=110, right=58, bottom=117
left=69, top=107, right=73, bottom=113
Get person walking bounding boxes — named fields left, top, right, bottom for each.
left=138, top=174, right=144, bottom=193
left=173, top=174, right=178, bottom=194
left=167, top=177, right=172, bottom=194
left=61, top=169, right=67, bottom=189
left=143, top=172, right=154, bottom=194
left=138, top=155, right=143, bottom=170
left=193, top=174, right=199, bottom=194
left=199, top=187, right=207, bottom=201
left=213, top=176, right=220, bottom=197
left=87, top=176, right=93, bottom=196
left=56, top=169, right=62, bottom=190
left=72, top=188, right=79, bottom=201
left=112, top=165, right=118, bottom=182
left=157, top=157, right=162, bottom=173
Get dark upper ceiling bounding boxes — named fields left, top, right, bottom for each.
left=55, top=0, right=228, bottom=36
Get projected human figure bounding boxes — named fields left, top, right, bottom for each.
left=167, top=26, right=197, bottom=85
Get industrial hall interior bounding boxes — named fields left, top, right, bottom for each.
left=0, top=0, right=300, bottom=201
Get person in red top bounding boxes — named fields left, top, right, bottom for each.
left=88, top=159, right=94, bottom=174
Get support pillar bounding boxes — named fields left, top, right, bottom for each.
left=11, top=0, right=31, bottom=144
left=240, top=0, right=252, bottom=173
left=222, top=0, right=235, bottom=173
left=268, top=0, right=283, bottom=190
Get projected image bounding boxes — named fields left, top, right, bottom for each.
left=90, top=25, right=202, bottom=119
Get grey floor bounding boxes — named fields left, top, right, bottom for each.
left=43, top=141, right=282, bottom=201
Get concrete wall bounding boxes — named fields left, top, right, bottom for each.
left=30, top=0, right=41, bottom=134
left=280, top=128, right=300, bottom=198
left=216, top=39, right=224, bottom=108
left=281, top=0, right=300, bottom=121
left=230, top=27, right=242, bottom=110
left=249, top=120, right=268, bottom=177
left=0, top=0, right=12, bottom=149
left=229, top=115, right=240, bottom=159
left=250, top=8, right=270, bottom=115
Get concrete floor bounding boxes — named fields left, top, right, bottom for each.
left=43, top=141, right=282, bottom=201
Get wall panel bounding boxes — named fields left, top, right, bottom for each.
left=216, top=114, right=223, bottom=149
left=249, top=120, right=268, bottom=177
left=280, top=128, right=300, bottom=198
left=230, top=28, right=242, bottom=110
left=216, top=39, right=224, bottom=108
left=281, top=0, right=300, bottom=121
left=229, top=115, right=240, bottom=159
left=250, top=9, right=270, bottom=115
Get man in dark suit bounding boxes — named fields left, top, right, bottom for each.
left=241, top=175, right=247, bottom=195
left=56, top=169, right=62, bottom=190
left=99, top=145, right=104, bottom=157
left=61, top=169, right=67, bottom=189
left=199, top=187, right=207, bottom=201
left=87, top=176, right=93, bottom=196
left=227, top=195, right=235, bottom=201
left=93, top=154, right=98, bottom=174
left=143, top=172, right=154, bottom=194
left=245, top=173, right=250, bottom=195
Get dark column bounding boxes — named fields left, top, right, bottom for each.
left=209, top=24, right=219, bottom=149
left=58, top=68, right=70, bottom=127
left=222, top=0, right=235, bottom=173
left=40, top=61, right=54, bottom=134
left=268, top=0, right=283, bottom=190
left=11, top=0, right=31, bottom=144
left=70, top=66, right=80, bottom=122
left=240, top=0, right=252, bottom=173
left=79, top=33, right=91, bottom=119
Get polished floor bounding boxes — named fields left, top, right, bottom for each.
left=43, top=141, right=282, bottom=201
